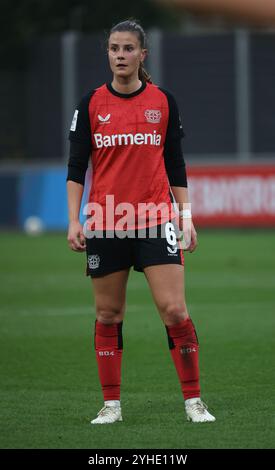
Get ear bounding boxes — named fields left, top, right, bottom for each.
left=141, top=48, right=147, bottom=62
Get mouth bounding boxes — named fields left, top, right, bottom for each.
left=116, top=64, right=128, bottom=69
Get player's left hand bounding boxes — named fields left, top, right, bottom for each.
left=188, top=221, right=198, bottom=252
left=178, top=218, right=198, bottom=253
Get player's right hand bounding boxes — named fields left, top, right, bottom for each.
left=67, top=220, right=86, bottom=252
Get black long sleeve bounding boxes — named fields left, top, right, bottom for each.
left=159, top=87, right=188, bottom=188
left=67, top=140, right=91, bottom=185
left=67, top=91, right=94, bottom=185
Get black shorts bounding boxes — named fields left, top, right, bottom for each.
left=85, top=221, right=184, bottom=277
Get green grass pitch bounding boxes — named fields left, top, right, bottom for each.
left=0, top=230, right=274, bottom=449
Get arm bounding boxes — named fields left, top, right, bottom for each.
left=67, top=180, right=86, bottom=252
left=161, top=88, right=197, bottom=252
left=66, top=140, right=91, bottom=252
left=66, top=92, right=93, bottom=251
left=170, top=186, right=197, bottom=253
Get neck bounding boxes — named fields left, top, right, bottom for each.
left=111, top=76, right=142, bottom=94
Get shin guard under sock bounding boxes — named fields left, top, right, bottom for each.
left=94, top=320, right=123, bottom=401
left=166, top=317, right=200, bottom=400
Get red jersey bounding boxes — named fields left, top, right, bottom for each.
left=69, top=81, right=185, bottom=230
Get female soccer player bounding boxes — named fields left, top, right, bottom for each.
left=67, top=19, right=215, bottom=424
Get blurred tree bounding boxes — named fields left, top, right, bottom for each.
left=0, top=0, right=181, bottom=67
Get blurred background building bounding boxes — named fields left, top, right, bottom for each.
left=1, top=0, right=275, bottom=229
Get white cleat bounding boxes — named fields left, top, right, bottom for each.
left=185, top=398, right=216, bottom=423
left=91, top=404, right=123, bottom=425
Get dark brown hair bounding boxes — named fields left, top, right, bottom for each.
left=108, top=19, right=152, bottom=83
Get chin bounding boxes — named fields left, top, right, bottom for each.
left=116, top=71, right=131, bottom=79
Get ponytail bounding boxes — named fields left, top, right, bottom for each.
left=138, top=62, right=152, bottom=83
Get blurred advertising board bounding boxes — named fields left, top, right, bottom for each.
left=188, top=165, right=275, bottom=227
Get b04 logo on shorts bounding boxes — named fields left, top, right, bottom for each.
left=145, top=109, right=162, bottom=123
left=88, top=254, right=100, bottom=269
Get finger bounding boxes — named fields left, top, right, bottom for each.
left=79, top=233, right=86, bottom=248
left=69, top=241, right=79, bottom=251
left=74, top=241, right=86, bottom=251
left=189, top=239, right=198, bottom=253
left=181, top=230, right=191, bottom=250
left=187, top=233, right=197, bottom=252
left=69, top=238, right=85, bottom=252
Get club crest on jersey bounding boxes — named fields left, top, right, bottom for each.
left=88, top=254, right=100, bottom=269
left=145, top=109, right=162, bottom=123
left=98, top=114, right=111, bottom=124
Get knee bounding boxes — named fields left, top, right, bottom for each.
left=96, top=305, right=125, bottom=324
left=162, top=302, right=189, bottom=326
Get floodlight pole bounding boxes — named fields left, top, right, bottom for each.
left=62, top=31, right=78, bottom=162
left=235, top=29, right=251, bottom=162
left=147, top=29, right=163, bottom=87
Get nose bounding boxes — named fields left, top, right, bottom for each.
left=117, top=48, right=125, bottom=60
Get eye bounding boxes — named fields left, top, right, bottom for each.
left=126, top=46, right=134, bottom=52
left=110, top=45, right=118, bottom=52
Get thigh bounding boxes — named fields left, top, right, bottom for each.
left=144, top=264, right=188, bottom=324
left=92, top=269, right=130, bottom=323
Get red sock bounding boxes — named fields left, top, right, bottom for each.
left=166, top=318, right=200, bottom=400
left=94, top=320, right=123, bottom=401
